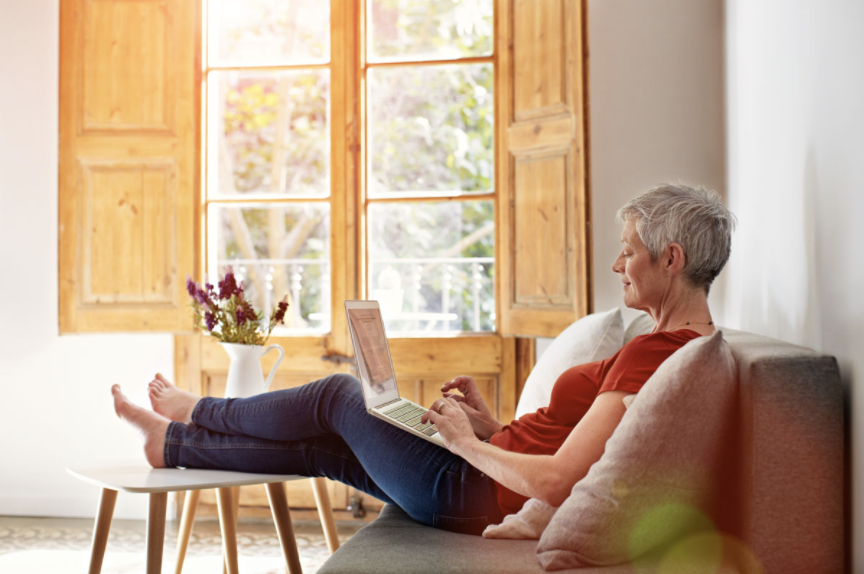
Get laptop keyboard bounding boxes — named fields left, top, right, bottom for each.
left=379, top=401, right=439, bottom=436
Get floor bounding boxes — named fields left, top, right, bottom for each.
left=0, top=515, right=366, bottom=573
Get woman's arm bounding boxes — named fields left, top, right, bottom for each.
left=422, top=390, right=632, bottom=507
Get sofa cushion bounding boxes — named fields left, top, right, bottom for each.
left=516, top=308, right=624, bottom=418
left=536, top=331, right=737, bottom=570
left=317, top=505, right=744, bottom=574
left=623, top=312, right=654, bottom=344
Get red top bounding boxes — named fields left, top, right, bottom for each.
left=489, top=330, right=701, bottom=515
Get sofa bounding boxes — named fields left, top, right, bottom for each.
left=318, top=326, right=844, bottom=574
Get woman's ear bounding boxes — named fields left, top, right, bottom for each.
left=666, top=243, right=686, bottom=277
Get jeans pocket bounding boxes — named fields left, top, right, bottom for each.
left=432, top=513, right=489, bottom=536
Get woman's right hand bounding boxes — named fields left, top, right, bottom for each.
left=440, top=375, right=504, bottom=440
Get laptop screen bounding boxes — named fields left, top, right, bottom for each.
left=345, top=301, right=399, bottom=406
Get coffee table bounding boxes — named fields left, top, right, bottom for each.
left=68, top=463, right=306, bottom=574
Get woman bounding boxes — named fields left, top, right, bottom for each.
left=112, top=183, right=736, bottom=535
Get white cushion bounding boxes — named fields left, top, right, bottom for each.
left=481, top=497, right=557, bottom=540
left=623, top=312, right=655, bottom=344
left=515, top=308, right=624, bottom=418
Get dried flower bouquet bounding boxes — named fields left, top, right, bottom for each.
left=186, top=270, right=288, bottom=346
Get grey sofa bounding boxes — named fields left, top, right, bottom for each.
left=318, top=329, right=844, bottom=574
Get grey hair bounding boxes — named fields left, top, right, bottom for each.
left=616, top=183, right=737, bottom=293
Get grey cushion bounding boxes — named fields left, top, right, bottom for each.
left=719, top=329, right=844, bottom=574
left=536, top=331, right=737, bottom=569
left=317, top=505, right=744, bottom=574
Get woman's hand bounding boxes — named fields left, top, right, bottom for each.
left=420, top=397, right=478, bottom=454
left=439, top=375, right=504, bottom=440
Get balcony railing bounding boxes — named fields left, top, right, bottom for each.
left=216, top=256, right=495, bottom=334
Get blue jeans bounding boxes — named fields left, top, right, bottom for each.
left=164, top=373, right=503, bottom=535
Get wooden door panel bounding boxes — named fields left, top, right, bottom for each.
left=82, top=0, right=174, bottom=132
left=496, top=0, right=590, bottom=338
left=59, top=0, right=197, bottom=333
left=513, top=0, right=567, bottom=119
left=512, top=150, right=572, bottom=306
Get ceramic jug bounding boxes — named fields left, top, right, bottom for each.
left=220, top=343, right=285, bottom=399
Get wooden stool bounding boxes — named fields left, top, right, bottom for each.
left=68, top=464, right=307, bottom=574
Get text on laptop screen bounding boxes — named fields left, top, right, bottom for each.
left=346, top=307, right=397, bottom=397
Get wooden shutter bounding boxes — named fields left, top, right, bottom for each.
left=496, top=0, right=591, bottom=338
left=59, top=0, right=198, bottom=333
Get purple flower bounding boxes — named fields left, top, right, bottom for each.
left=235, top=305, right=247, bottom=324
left=218, top=272, right=240, bottom=300
left=204, top=311, right=217, bottom=331
left=186, top=276, right=197, bottom=298
left=274, top=296, right=289, bottom=324
left=195, top=287, right=212, bottom=309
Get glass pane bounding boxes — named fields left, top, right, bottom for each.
left=208, top=70, right=330, bottom=196
left=368, top=0, right=493, bottom=62
left=208, top=0, right=330, bottom=66
left=368, top=64, right=493, bottom=196
left=210, top=203, right=330, bottom=333
left=368, top=201, right=495, bottom=333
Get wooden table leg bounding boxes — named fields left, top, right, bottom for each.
left=88, top=488, right=118, bottom=574
left=310, top=477, right=340, bottom=553
left=174, top=489, right=200, bottom=574
left=146, top=492, right=168, bottom=574
left=222, top=486, right=241, bottom=574
left=215, top=487, right=240, bottom=574
left=266, top=482, right=303, bottom=574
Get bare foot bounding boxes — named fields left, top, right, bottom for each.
left=148, top=373, right=201, bottom=424
left=112, top=384, right=169, bottom=468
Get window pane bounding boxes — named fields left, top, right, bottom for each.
left=368, top=201, right=495, bottom=333
left=368, top=0, right=493, bottom=62
left=208, top=0, right=330, bottom=66
left=208, top=70, right=330, bottom=197
left=368, top=64, right=493, bottom=196
left=210, top=203, right=330, bottom=333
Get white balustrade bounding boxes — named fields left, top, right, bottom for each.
left=216, top=257, right=494, bottom=334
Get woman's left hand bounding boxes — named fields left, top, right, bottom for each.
left=420, top=397, right=477, bottom=453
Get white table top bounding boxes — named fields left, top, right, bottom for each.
left=67, top=463, right=304, bottom=494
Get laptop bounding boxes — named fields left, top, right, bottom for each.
left=344, top=300, right=446, bottom=447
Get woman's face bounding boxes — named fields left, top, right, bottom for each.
left=612, top=219, right=669, bottom=312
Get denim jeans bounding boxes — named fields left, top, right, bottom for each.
left=164, top=373, right=503, bottom=535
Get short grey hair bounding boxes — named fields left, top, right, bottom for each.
left=616, top=183, right=737, bottom=293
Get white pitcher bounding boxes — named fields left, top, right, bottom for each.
left=220, top=343, right=285, bottom=399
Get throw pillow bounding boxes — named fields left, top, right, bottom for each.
left=536, top=330, right=737, bottom=570
left=481, top=497, right=557, bottom=540
left=515, top=308, right=624, bottom=418
left=623, top=312, right=655, bottom=344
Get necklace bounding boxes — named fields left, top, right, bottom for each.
left=671, top=320, right=714, bottom=331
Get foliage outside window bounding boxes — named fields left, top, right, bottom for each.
left=203, top=0, right=495, bottom=335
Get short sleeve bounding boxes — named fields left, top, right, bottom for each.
left=598, top=333, right=693, bottom=395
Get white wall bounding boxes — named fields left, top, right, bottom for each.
left=588, top=0, right=726, bottom=327
left=538, top=0, right=726, bottom=362
left=0, top=0, right=174, bottom=520
left=724, top=0, right=863, bottom=569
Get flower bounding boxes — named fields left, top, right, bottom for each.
left=218, top=271, right=240, bottom=300
left=186, top=272, right=288, bottom=345
left=186, top=276, right=197, bottom=298
left=274, top=296, right=289, bottom=324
